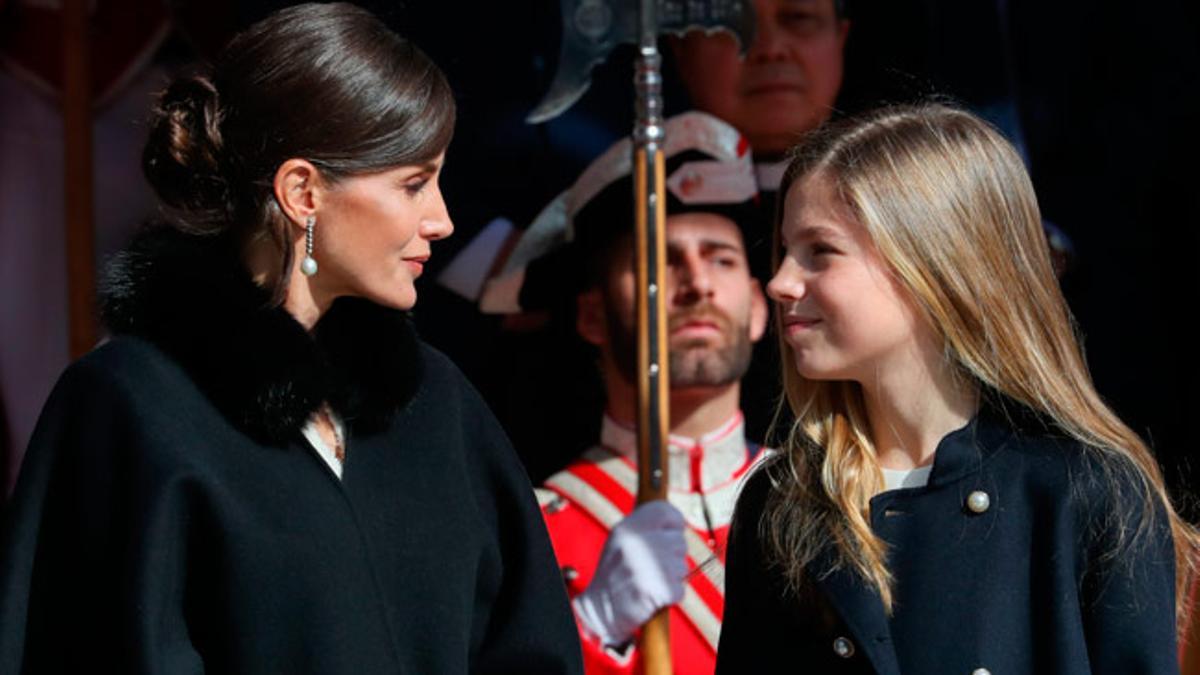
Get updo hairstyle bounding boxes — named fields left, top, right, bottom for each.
left=142, top=2, right=455, bottom=301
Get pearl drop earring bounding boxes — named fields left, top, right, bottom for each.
left=301, top=215, right=318, bottom=276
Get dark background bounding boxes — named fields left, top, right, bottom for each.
left=5, top=0, right=1199, bottom=511
left=396, top=0, right=1200, bottom=509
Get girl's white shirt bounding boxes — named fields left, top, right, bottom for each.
left=880, top=465, right=932, bottom=492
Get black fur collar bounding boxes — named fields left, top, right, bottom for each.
left=100, top=226, right=422, bottom=446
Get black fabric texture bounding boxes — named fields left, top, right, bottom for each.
left=100, top=226, right=422, bottom=444
left=0, top=226, right=584, bottom=674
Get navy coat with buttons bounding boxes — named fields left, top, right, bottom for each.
left=715, top=401, right=1178, bottom=674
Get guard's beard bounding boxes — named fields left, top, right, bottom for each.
left=606, top=299, right=752, bottom=390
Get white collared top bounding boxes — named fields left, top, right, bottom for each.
left=597, top=412, right=761, bottom=531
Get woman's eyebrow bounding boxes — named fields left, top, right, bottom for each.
left=397, top=162, right=440, bottom=182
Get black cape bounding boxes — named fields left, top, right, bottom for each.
left=0, top=228, right=583, bottom=674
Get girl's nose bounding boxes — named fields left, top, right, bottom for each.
left=766, top=259, right=805, bottom=303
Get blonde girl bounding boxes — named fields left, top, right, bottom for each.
left=716, top=103, right=1196, bottom=675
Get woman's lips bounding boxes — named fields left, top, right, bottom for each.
left=404, top=256, right=429, bottom=277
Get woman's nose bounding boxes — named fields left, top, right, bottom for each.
left=421, top=188, right=454, bottom=241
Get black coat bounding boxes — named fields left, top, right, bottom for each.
left=716, top=402, right=1178, bottom=674
left=0, top=228, right=583, bottom=674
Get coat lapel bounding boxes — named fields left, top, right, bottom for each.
left=812, top=547, right=902, bottom=675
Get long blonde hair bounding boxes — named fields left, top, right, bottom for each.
left=762, top=103, right=1198, bottom=623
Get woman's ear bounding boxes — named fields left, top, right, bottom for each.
left=273, top=159, right=322, bottom=231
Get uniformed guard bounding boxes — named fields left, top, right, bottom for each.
left=482, top=111, right=769, bottom=675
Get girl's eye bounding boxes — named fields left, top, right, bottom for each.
left=812, top=242, right=837, bottom=256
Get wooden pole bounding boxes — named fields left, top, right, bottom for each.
left=62, top=0, right=97, bottom=358
left=633, top=142, right=671, bottom=673
left=633, top=0, right=671, bottom=671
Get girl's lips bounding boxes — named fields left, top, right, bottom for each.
left=783, top=317, right=822, bottom=333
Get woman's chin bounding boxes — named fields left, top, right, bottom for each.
left=362, top=286, right=418, bottom=312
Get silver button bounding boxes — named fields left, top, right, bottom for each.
left=832, top=636, right=855, bottom=658
left=966, top=490, right=991, bottom=514
left=972, top=669, right=991, bottom=675
left=561, top=565, right=579, bottom=582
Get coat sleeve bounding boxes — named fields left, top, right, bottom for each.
left=1078, top=459, right=1179, bottom=675
left=451, top=357, right=584, bottom=675
left=0, top=354, right=205, bottom=674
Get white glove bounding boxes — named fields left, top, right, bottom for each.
left=573, top=501, right=688, bottom=647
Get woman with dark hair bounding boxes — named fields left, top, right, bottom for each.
left=0, top=4, right=582, bottom=673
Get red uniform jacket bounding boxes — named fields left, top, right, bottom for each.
left=537, top=414, right=764, bottom=675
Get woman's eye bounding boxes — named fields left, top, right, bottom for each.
left=404, top=179, right=429, bottom=196
left=812, top=243, right=837, bottom=256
